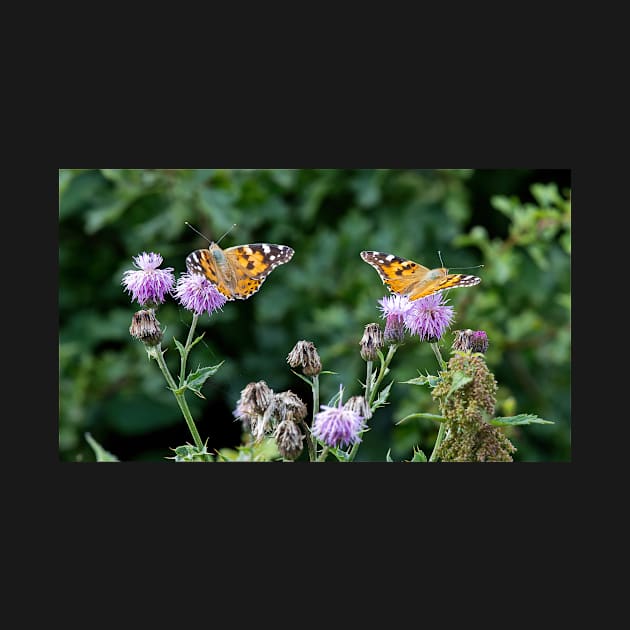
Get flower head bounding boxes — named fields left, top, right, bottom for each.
left=286, top=340, right=322, bottom=376
left=360, top=323, right=384, bottom=361
left=403, top=293, right=455, bottom=341
left=344, top=395, right=371, bottom=420
left=173, top=272, right=227, bottom=316
left=273, top=391, right=308, bottom=423
left=233, top=381, right=274, bottom=419
left=452, top=329, right=489, bottom=354
left=129, top=309, right=163, bottom=346
left=274, top=419, right=305, bottom=461
left=378, top=294, right=412, bottom=343
left=121, top=252, right=175, bottom=306
left=254, top=390, right=308, bottom=442
left=311, top=386, right=365, bottom=449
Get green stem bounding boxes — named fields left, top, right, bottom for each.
left=317, top=446, right=329, bottom=462
left=429, top=422, right=446, bottom=462
left=430, top=341, right=447, bottom=373
left=152, top=344, right=205, bottom=452
left=364, top=359, right=373, bottom=412
left=301, top=420, right=316, bottom=462
left=179, top=313, right=199, bottom=387
left=348, top=345, right=399, bottom=462
left=310, top=374, right=320, bottom=460
left=368, top=344, right=398, bottom=408
left=428, top=342, right=449, bottom=462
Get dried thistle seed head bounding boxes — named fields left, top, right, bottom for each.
left=286, top=340, right=322, bottom=376
left=275, top=390, right=308, bottom=423
left=237, top=381, right=274, bottom=416
left=274, top=419, right=305, bottom=460
left=252, top=410, right=273, bottom=443
left=360, top=323, right=384, bottom=361
left=129, top=309, right=163, bottom=346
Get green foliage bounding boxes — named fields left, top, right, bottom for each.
left=490, top=414, right=554, bottom=427
left=85, top=432, right=119, bottom=462
left=59, top=169, right=571, bottom=462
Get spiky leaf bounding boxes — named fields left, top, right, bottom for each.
left=185, top=362, right=224, bottom=398
left=410, top=448, right=428, bottom=462
left=491, top=414, right=555, bottom=427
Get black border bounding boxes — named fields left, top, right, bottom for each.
left=49, top=109, right=578, bottom=545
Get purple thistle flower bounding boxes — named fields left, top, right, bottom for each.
left=311, top=386, right=365, bottom=449
left=173, top=272, right=227, bottom=316
left=378, top=294, right=412, bottom=343
left=404, top=293, right=455, bottom=341
left=121, top=252, right=175, bottom=306
left=470, top=330, right=489, bottom=353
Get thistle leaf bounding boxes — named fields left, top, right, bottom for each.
left=491, top=414, right=555, bottom=426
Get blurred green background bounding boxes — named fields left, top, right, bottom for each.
left=58, top=168, right=571, bottom=462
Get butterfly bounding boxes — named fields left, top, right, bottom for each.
left=360, top=250, right=481, bottom=301
left=186, top=241, right=294, bottom=300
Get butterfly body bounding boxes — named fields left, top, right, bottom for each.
left=360, top=250, right=481, bottom=301
left=187, top=241, right=294, bottom=300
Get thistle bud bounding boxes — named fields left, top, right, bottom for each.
left=360, top=323, right=384, bottom=361
left=274, top=420, right=305, bottom=461
left=287, top=340, right=322, bottom=376
left=238, top=381, right=274, bottom=415
left=452, top=329, right=489, bottom=354
left=233, top=381, right=274, bottom=433
left=129, top=309, right=163, bottom=346
left=274, top=390, right=308, bottom=423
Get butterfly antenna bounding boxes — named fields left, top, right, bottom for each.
left=184, top=222, right=212, bottom=244
left=448, top=264, right=485, bottom=271
left=437, top=250, right=483, bottom=271
left=216, top=223, right=238, bottom=245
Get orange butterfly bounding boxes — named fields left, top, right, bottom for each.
left=360, top=250, right=481, bottom=301
left=187, top=242, right=294, bottom=301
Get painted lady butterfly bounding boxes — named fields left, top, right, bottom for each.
left=187, top=241, right=294, bottom=301
left=360, top=250, right=481, bottom=301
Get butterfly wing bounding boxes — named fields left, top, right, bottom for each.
left=360, top=250, right=481, bottom=300
left=360, top=250, right=431, bottom=295
left=224, top=243, right=295, bottom=300
left=423, top=273, right=481, bottom=299
left=186, top=247, right=237, bottom=300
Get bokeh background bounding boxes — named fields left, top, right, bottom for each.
left=58, top=168, right=571, bottom=462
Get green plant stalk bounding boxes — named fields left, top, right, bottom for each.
left=317, top=446, right=329, bottom=462
left=364, top=359, right=373, bottom=410
left=430, top=341, right=447, bottom=373
left=368, top=344, right=398, bottom=408
left=347, top=345, right=399, bottom=462
left=429, top=423, right=446, bottom=462
left=310, top=374, right=320, bottom=461
left=301, top=419, right=316, bottom=462
left=428, top=341, right=448, bottom=461
left=179, top=313, right=199, bottom=387
left=150, top=342, right=207, bottom=459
